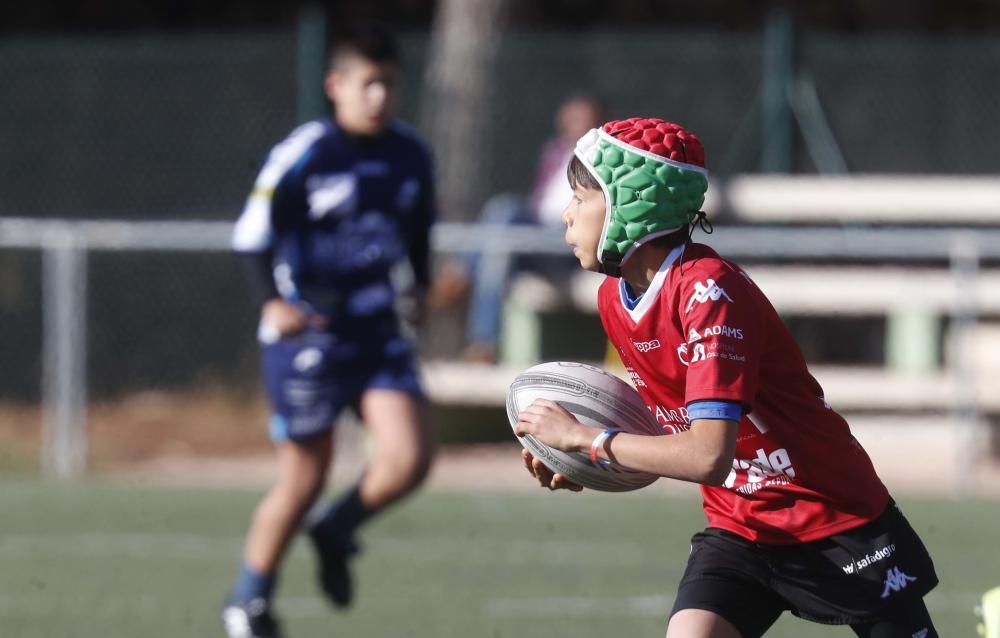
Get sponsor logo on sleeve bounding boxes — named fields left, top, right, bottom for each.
left=700, top=324, right=744, bottom=339
left=677, top=340, right=743, bottom=366
left=676, top=342, right=706, bottom=367
left=690, top=343, right=707, bottom=363
left=685, top=279, right=734, bottom=313
left=687, top=325, right=744, bottom=348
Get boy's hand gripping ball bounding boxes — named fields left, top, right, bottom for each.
left=506, top=361, right=665, bottom=492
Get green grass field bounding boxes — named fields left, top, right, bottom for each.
left=1, top=481, right=996, bottom=638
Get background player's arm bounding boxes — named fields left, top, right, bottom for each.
left=232, top=125, right=319, bottom=338
left=516, top=399, right=737, bottom=485
left=403, top=155, right=437, bottom=326
left=237, top=250, right=308, bottom=338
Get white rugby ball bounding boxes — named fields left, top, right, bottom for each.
left=506, top=361, right=663, bottom=492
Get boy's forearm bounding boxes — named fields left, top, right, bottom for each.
left=599, top=419, right=738, bottom=486
left=408, top=230, right=431, bottom=289
left=238, top=250, right=280, bottom=307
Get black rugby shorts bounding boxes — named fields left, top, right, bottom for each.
left=670, top=501, right=938, bottom=637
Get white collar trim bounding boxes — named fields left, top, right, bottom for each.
left=618, top=244, right=685, bottom=323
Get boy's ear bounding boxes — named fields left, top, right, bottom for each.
left=324, top=72, right=339, bottom=102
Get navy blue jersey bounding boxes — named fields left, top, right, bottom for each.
left=233, top=119, right=436, bottom=338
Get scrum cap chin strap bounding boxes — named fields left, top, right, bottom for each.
left=597, top=210, right=713, bottom=277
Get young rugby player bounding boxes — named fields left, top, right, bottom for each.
left=514, top=117, right=939, bottom=638
left=224, top=25, right=436, bottom=638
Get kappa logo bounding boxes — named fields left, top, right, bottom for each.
left=911, top=629, right=928, bottom=638
left=880, top=566, right=917, bottom=599
left=633, top=339, right=661, bottom=353
left=685, top=279, right=734, bottom=313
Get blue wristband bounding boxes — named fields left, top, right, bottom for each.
left=687, top=400, right=743, bottom=422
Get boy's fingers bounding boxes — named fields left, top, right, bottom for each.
left=521, top=448, right=581, bottom=491
left=521, top=449, right=537, bottom=475
left=514, top=420, right=536, bottom=437
left=531, top=458, right=555, bottom=486
left=552, top=474, right=583, bottom=492
left=517, top=408, right=544, bottom=422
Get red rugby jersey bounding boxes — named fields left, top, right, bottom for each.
left=598, top=243, right=889, bottom=544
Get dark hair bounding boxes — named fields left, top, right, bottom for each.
left=328, top=23, right=400, bottom=69
left=567, top=155, right=601, bottom=191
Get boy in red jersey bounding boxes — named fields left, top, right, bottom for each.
left=514, top=118, right=938, bottom=638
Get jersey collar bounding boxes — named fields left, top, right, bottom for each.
left=617, top=243, right=685, bottom=323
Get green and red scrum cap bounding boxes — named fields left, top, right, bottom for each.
left=574, top=117, right=708, bottom=277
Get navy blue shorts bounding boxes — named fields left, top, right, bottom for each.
left=261, top=331, right=424, bottom=442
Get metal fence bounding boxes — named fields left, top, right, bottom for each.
left=2, top=25, right=999, bottom=486
left=2, top=174, right=999, bottom=483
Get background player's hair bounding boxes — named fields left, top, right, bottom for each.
left=328, top=23, right=400, bottom=69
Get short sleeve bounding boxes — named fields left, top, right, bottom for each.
left=232, top=121, right=323, bottom=252
left=679, top=266, right=763, bottom=408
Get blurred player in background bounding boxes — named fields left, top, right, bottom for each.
left=224, top=24, right=437, bottom=638
left=514, top=118, right=939, bottom=637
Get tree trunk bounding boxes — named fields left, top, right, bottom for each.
left=420, top=0, right=508, bottom=222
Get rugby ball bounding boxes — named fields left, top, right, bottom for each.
left=506, top=361, right=663, bottom=492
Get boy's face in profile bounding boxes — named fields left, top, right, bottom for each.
left=325, top=55, right=399, bottom=136
left=562, top=183, right=606, bottom=272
